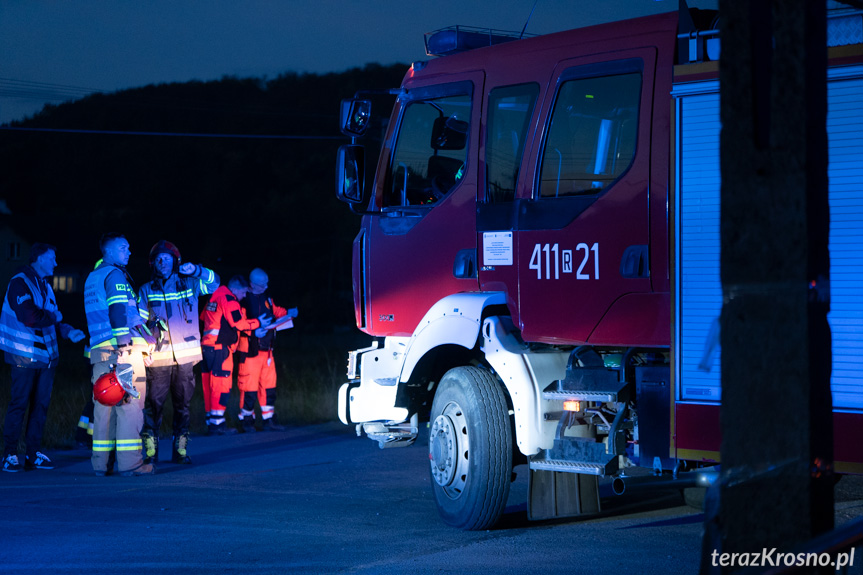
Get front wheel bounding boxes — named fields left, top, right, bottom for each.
left=428, top=366, right=512, bottom=530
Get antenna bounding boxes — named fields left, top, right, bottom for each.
left=520, top=0, right=540, bottom=39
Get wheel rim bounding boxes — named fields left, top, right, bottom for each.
left=429, top=401, right=469, bottom=499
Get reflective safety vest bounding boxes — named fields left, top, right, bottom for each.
left=0, top=270, right=59, bottom=367
left=138, top=266, right=219, bottom=367
left=84, top=262, right=145, bottom=349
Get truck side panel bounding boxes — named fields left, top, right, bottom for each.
left=672, top=65, right=863, bottom=470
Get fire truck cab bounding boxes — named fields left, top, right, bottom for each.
left=335, top=6, right=863, bottom=530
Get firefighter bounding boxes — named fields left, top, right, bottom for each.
left=0, top=243, right=86, bottom=472
left=237, top=268, right=296, bottom=432
left=138, top=240, right=219, bottom=465
left=84, top=233, right=155, bottom=477
left=200, top=275, right=271, bottom=435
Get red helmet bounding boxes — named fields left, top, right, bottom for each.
left=93, top=372, right=126, bottom=406
left=148, top=240, right=182, bottom=268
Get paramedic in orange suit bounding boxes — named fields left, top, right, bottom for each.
left=237, top=268, right=295, bottom=432
left=199, top=275, right=270, bottom=435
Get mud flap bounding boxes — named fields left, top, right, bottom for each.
left=528, top=469, right=601, bottom=521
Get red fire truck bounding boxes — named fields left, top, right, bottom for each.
left=335, top=6, right=863, bottom=530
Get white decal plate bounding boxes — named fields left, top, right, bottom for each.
left=482, top=232, right=513, bottom=266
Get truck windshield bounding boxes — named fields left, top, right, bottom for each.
left=386, top=93, right=471, bottom=208
left=538, top=72, right=641, bottom=198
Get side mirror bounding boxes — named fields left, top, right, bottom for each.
left=340, top=99, right=372, bottom=137
left=336, top=145, right=367, bottom=206
left=431, top=115, right=468, bottom=150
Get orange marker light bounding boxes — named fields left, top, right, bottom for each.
left=563, top=400, right=581, bottom=412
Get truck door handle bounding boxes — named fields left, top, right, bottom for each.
left=620, top=245, right=649, bottom=278
left=453, top=249, right=477, bottom=279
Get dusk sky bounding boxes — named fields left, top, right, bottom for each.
left=0, top=0, right=716, bottom=125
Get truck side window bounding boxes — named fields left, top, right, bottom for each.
left=386, top=93, right=471, bottom=208
left=485, top=83, right=539, bottom=203
left=538, top=72, right=641, bottom=198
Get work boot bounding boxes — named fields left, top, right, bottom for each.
left=241, top=418, right=256, bottom=433
left=208, top=422, right=238, bottom=436
left=262, top=417, right=285, bottom=431
left=142, top=432, right=158, bottom=464
left=120, top=462, right=155, bottom=477
left=172, top=433, right=192, bottom=464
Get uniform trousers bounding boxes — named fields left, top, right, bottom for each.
left=201, top=345, right=234, bottom=425
left=2, top=365, right=56, bottom=460
left=238, top=350, right=277, bottom=421
left=90, top=348, right=147, bottom=474
left=143, top=362, right=195, bottom=437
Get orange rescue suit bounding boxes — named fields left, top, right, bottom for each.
left=199, top=285, right=261, bottom=420
left=238, top=294, right=287, bottom=420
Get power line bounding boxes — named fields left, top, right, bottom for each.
left=0, top=78, right=100, bottom=102
left=0, top=126, right=345, bottom=139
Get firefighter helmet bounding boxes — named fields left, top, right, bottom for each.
left=148, top=240, right=182, bottom=268
left=93, top=372, right=126, bottom=406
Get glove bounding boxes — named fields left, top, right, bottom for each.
left=68, top=329, right=85, bottom=343
left=257, top=313, right=273, bottom=328
left=255, top=327, right=268, bottom=338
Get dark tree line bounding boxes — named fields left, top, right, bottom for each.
left=0, top=63, right=406, bottom=331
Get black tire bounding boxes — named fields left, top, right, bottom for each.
left=428, top=366, right=512, bottom=530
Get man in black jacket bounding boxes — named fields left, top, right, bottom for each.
left=0, top=243, right=85, bottom=472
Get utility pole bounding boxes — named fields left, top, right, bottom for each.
left=717, top=0, right=832, bottom=570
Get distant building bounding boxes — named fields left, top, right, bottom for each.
left=51, top=265, right=86, bottom=294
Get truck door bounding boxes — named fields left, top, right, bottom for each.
left=363, top=73, right=483, bottom=337
left=515, top=50, right=661, bottom=345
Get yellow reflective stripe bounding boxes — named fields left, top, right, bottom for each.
left=139, top=308, right=150, bottom=320
left=106, top=295, right=127, bottom=306
left=77, top=417, right=89, bottom=430
left=112, top=327, right=130, bottom=336
left=146, top=290, right=195, bottom=302
left=93, top=439, right=116, bottom=452
left=116, top=438, right=142, bottom=452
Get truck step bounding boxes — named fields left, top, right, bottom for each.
left=530, top=437, right=620, bottom=476
left=528, top=458, right=609, bottom=476
left=547, top=348, right=630, bottom=403
left=359, top=415, right=418, bottom=449
left=543, top=374, right=629, bottom=403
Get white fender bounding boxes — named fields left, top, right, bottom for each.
left=481, top=316, right=569, bottom=456
left=398, top=292, right=507, bottom=382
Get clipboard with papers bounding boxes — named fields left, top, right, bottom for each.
left=266, top=308, right=298, bottom=331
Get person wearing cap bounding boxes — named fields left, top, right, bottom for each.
left=137, top=240, right=219, bottom=465
left=0, top=243, right=86, bottom=473
left=200, top=275, right=271, bottom=435
left=237, top=268, right=297, bottom=432
left=84, top=233, right=155, bottom=477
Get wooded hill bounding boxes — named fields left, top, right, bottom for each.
left=0, top=63, right=407, bottom=330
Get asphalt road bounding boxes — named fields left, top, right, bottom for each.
left=0, top=423, right=860, bottom=575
